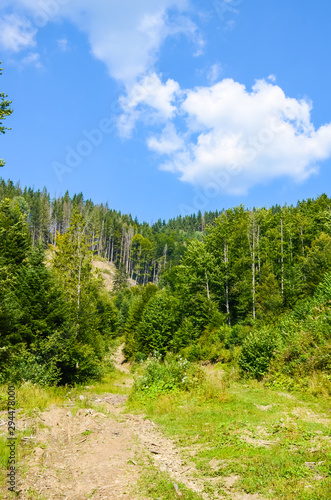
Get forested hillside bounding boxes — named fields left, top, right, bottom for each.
left=0, top=178, right=219, bottom=285
left=1, top=177, right=331, bottom=392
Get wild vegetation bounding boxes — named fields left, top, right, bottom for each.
left=1, top=178, right=331, bottom=389
left=0, top=179, right=331, bottom=498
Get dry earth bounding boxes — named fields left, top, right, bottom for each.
left=92, top=259, right=135, bottom=292
left=2, top=347, right=268, bottom=500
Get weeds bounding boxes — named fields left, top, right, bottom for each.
left=129, top=372, right=331, bottom=499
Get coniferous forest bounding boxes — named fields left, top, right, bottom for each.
left=1, top=177, right=331, bottom=393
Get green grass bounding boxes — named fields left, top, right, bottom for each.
left=134, top=455, right=204, bottom=500
left=92, top=368, right=132, bottom=395
left=0, top=424, right=38, bottom=492
left=0, top=382, right=68, bottom=415
left=128, top=365, right=331, bottom=499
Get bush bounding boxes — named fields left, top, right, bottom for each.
left=137, top=292, right=180, bottom=356
left=0, top=344, right=62, bottom=386
left=239, top=328, right=282, bottom=380
left=133, top=353, right=204, bottom=397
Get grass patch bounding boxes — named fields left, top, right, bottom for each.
left=128, top=368, right=331, bottom=499
left=92, top=368, right=132, bottom=395
left=135, top=456, right=204, bottom=500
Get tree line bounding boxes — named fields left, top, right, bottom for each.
left=116, top=194, right=331, bottom=361
left=1, top=177, right=331, bottom=385
left=0, top=178, right=219, bottom=285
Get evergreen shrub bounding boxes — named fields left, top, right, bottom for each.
left=239, top=328, right=281, bottom=380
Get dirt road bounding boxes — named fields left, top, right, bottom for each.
left=4, top=348, right=267, bottom=500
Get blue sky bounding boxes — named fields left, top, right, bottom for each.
left=0, top=0, right=331, bottom=222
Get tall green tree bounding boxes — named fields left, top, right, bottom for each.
left=0, top=63, right=13, bottom=167
left=52, top=206, right=93, bottom=321
left=51, top=207, right=110, bottom=382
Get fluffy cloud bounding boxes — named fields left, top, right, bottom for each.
left=0, top=14, right=36, bottom=52
left=118, top=73, right=181, bottom=137
left=148, top=123, right=184, bottom=154
left=2, top=2, right=330, bottom=195
left=148, top=78, right=331, bottom=194
left=2, top=0, right=195, bottom=85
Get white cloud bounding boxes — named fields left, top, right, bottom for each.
left=1, top=1, right=202, bottom=138
left=147, top=78, right=331, bottom=194
left=148, top=123, right=184, bottom=154
left=20, top=51, right=43, bottom=69
left=207, top=63, right=222, bottom=84
left=3, top=0, right=198, bottom=85
left=118, top=72, right=181, bottom=137
left=267, top=74, right=276, bottom=82
left=2, top=2, right=330, bottom=196
left=0, top=14, right=36, bottom=52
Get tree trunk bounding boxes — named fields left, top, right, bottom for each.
left=224, top=242, right=231, bottom=326
left=257, top=224, right=261, bottom=281
left=248, top=212, right=256, bottom=320
left=205, top=271, right=210, bottom=300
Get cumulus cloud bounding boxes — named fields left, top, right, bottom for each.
left=148, top=78, right=331, bottom=194
left=148, top=123, right=184, bottom=154
left=0, top=14, right=36, bottom=52
left=2, top=0, right=198, bottom=85
left=2, top=1, right=330, bottom=196
left=118, top=72, right=181, bottom=137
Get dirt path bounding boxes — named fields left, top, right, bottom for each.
left=8, top=347, right=266, bottom=500
left=18, top=398, right=139, bottom=500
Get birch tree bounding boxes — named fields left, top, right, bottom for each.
left=52, top=207, right=93, bottom=327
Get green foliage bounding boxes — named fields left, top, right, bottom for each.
left=0, top=63, right=13, bottom=167
left=0, top=203, right=116, bottom=386
left=133, top=353, right=204, bottom=397
left=0, top=198, right=30, bottom=267
left=112, top=263, right=128, bottom=293
left=303, top=233, right=331, bottom=293
left=2, top=177, right=331, bottom=391
left=52, top=206, right=93, bottom=317
left=239, top=328, right=282, bottom=379
left=170, top=317, right=200, bottom=353
left=137, top=291, right=180, bottom=356
left=2, top=345, right=62, bottom=386
left=123, top=284, right=158, bottom=359
left=267, top=274, right=331, bottom=390
left=256, top=262, right=283, bottom=320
